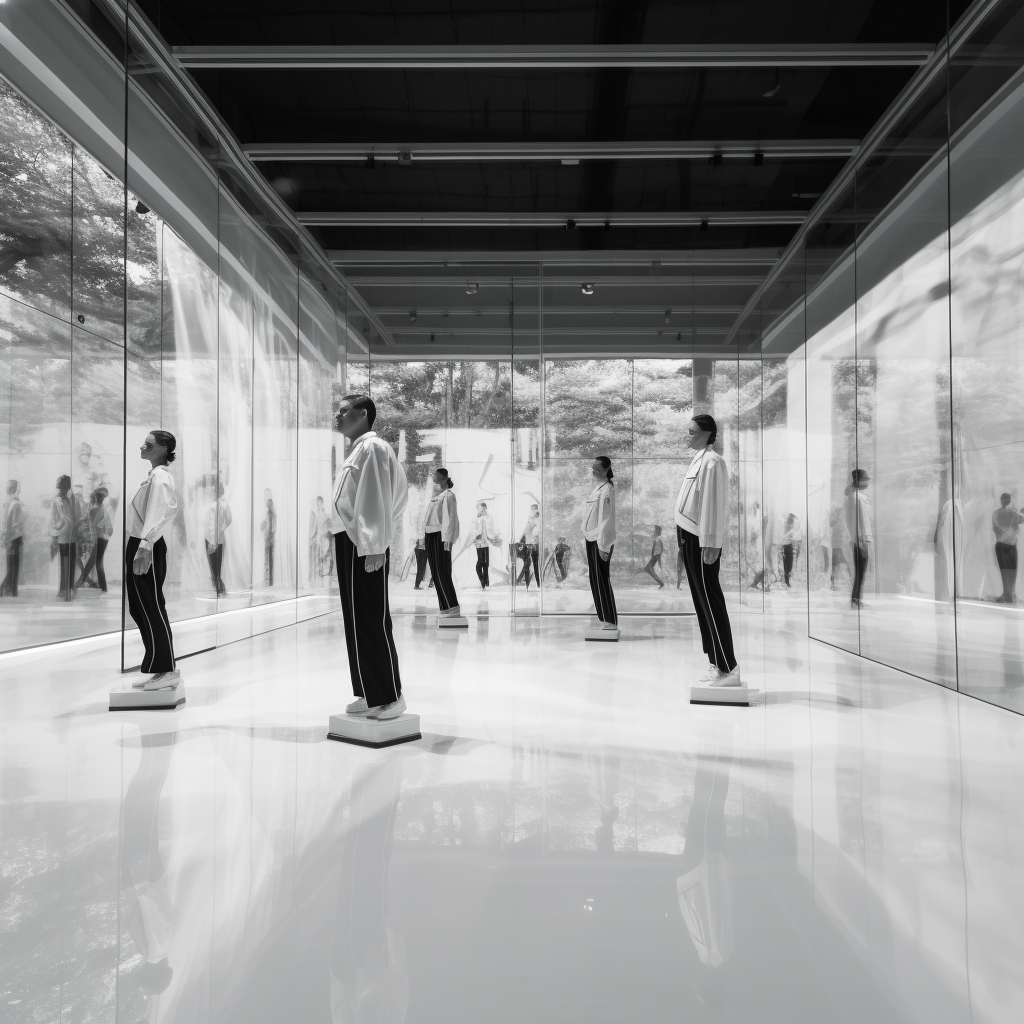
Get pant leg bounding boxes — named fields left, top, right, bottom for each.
left=206, top=542, right=218, bottom=590
left=482, top=547, right=489, bottom=586
left=414, top=549, right=427, bottom=586
left=266, top=541, right=274, bottom=587
left=852, top=543, right=868, bottom=603
left=425, top=532, right=457, bottom=611
left=336, top=531, right=402, bottom=707
left=555, top=553, right=565, bottom=581
left=96, top=537, right=108, bottom=591
left=531, top=546, right=539, bottom=586
left=783, top=544, right=794, bottom=585
left=476, top=548, right=487, bottom=586
left=58, top=542, right=76, bottom=600
left=680, top=527, right=737, bottom=672
left=586, top=540, right=618, bottom=625
left=1, top=538, right=19, bottom=596
left=125, top=537, right=176, bottom=673
left=996, top=543, right=1018, bottom=601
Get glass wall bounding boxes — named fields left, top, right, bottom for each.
left=0, top=5, right=347, bottom=657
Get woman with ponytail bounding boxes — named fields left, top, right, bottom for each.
left=582, top=455, right=618, bottom=635
left=423, top=467, right=461, bottom=617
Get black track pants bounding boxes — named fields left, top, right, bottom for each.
left=125, top=536, right=176, bottom=673
left=586, top=540, right=617, bottom=625
left=425, top=531, right=458, bottom=611
left=678, top=527, right=736, bottom=673
left=475, top=547, right=489, bottom=587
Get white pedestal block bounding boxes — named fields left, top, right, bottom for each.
left=585, top=626, right=620, bottom=642
left=327, top=712, right=422, bottom=748
left=437, top=616, right=469, bottom=629
left=109, top=685, right=186, bottom=711
left=689, top=685, right=759, bottom=706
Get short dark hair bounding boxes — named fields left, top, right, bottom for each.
left=341, top=393, right=376, bottom=428
left=151, top=429, right=177, bottom=463
left=691, top=413, right=718, bottom=447
left=1001, top=492, right=1012, bottom=504
left=57, top=474, right=71, bottom=490
left=595, top=455, right=613, bottom=481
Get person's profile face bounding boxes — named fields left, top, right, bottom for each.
left=687, top=420, right=708, bottom=450
left=6, top=481, right=15, bottom=496
left=432, top=470, right=444, bottom=490
left=591, top=459, right=605, bottom=479
left=335, top=401, right=365, bottom=439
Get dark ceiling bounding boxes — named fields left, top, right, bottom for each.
left=130, top=1, right=971, bottom=356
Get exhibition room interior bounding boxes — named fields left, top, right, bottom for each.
left=3, top=0, right=1024, bottom=1021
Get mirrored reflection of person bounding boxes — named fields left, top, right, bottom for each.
left=316, top=495, right=335, bottom=579
left=126, top=431, right=181, bottom=690
left=583, top=455, right=618, bottom=630
left=675, top=415, right=740, bottom=686
left=78, top=487, right=112, bottom=592
left=331, top=758, right=408, bottom=1024
left=829, top=504, right=850, bottom=590
left=781, top=513, right=803, bottom=588
left=676, top=723, right=735, bottom=991
left=333, top=395, right=409, bottom=720
left=49, top=474, right=91, bottom=601
left=472, top=500, right=496, bottom=589
left=424, top=467, right=461, bottom=618
left=642, top=525, right=666, bottom=588
left=992, top=493, right=1024, bottom=604
left=413, top=536, right=429, bottom=590
left=518, top=503, right=540, bottom=589
left=204, top=481, right=232, bottom=597
left=120, top=721, right=178, bottom=1000
left=845, top=468, right=872, bottom=608
left=554, top=536, right=570, bottom=582
left=261, top=488, right=276, bottom=587
left=0, top=479, right=23, bottom=598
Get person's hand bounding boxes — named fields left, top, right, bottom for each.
left=49, top=538, right=58, bottom=560
left=444, top=540, right=452, bottom=552
left=133, top=545, right=153, bottom=575
left=702, top=546, right=721, bottom=565
left=599, top=548, right=610, bottom=562
left=364, top=554, right=384, bottom=572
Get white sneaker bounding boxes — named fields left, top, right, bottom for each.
left=346, top=697, right=371, bottom=716
left=143, top=670, right=181, bottom=691
left=132, top=677, right=148, bottom=689
left=710, top=666, right=742, bottom=687
left=369, top=696, right=406, bottom=721
left=589, top=615, right=601, bottom=627
left=698, top=663, right=719, bottom=682
left=440, top=606, right=462, bottom=618
left=602, top=621, right=619, bottom=630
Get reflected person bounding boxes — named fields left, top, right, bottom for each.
left=472, top=500, right=496, bottom=589
left=519, top=503, right=540, bottom=589
left=675, top=415, right=740, bottom=685
left=781, top=512, right=803, bottom=588
left=413, top=536, right=428, bottom=590
left=642, top=524, right=665, bottom=588
left=845, top=468, right=872, bottom=607
left=126, top=431, right=181, bottom=691
left=316, top=495, right=334, bottom=579
left=49, top=474, right=91, bottom=601
left=333, top=395, right=409, bottom=721
left=261, top=488, right=276, bottom=587
left=582, top=455, right=618, bottom=631
left=554, top=535, right=570, bottom=582
left=424, top=467, right=461, bottom=618
left=992, top=493, right=1024, bottom=604
left=78, top=487, right=112, bottom=592
left=0, top=479, right=23, bottom=597
left=204, top=481, right=232, bottom=596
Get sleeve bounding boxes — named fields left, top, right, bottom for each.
left=598, top=486, right=616, bottom=553
left=441, top=491, right=460, bottom=545
left=698, top=458, right=728, bottom=549
left=139, top=474, right=178, bottom=549
left=49, top=498, right=67, bottom=537
left=223, top=503, right=233, bottom=529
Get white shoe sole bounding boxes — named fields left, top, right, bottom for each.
left=709, top=674, right=742, bottom=688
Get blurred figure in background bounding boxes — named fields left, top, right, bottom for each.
left=845, top=469, right=872, bottom=607
left=472, top=500, right=496, bottom=589
left=49, top=474, right=91, bottom=601
left=261, top=489, right=276, bottom=587
left=78, top=487, right=112, bottom=592
left=992, top=492, right=1024, bottom=604
left=204, top=481, right=232, bottom=597
left=0, top=479, right=23, bottom=597
left=781, top=513, right=803, bottom=588
left=641, top=524, right=665, bottom=588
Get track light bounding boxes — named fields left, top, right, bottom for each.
left=664, top=310, right=672, bottom=324
left=409, top=311, right=417, bottom=322
left=581, top=283, right=594, bottom=295
left=465, top=283, right=478, bottom=295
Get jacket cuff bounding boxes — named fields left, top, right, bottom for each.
left=139, top=538, right=153, bottom=551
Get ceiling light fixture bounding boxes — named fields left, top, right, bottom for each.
left=664, top=310, right=672, bottom=323
left=753, top=151, right=764, bottom=166
left=561, top=158, right=579, bottom=166
left=465, top=283, right=478, bottom=295
left=581, top=283, right=594, bottom=295
left=409, top=311, right=417, bottom=322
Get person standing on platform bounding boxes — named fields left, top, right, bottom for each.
left=992, top=492, right=1024, bottom=604
left=845, top=469, right=872, bottom=608
left=582, top=456, right=618, bottom=631
left=473, top=500, right=496, bottom=589
left=332, top=394, right=409, bottom=721
left=424, top=467, right=461, bottom=617
left=642, top=525, right=666, bottom=588
left=78, top=487, right=112, bottom=591
left=675, top=415, right=740, bottom=686
left=125, top=430, right=181, bottom=691
left=0, top=479, right=23, bottom=597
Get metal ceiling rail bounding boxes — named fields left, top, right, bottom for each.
left=347, top=275, right=765, bottom=287
left=721, top=0, right=1007, bottom=347
left=330, top=249, right=783, bottom=266
left=244, top=139, right=859, bottom=162
left=173, top=43, right=933, bottom=70
left=374, top=305, right=745, bottom=315
left=301, top=210, right=806, bottom=228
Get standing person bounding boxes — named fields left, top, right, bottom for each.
left=78, top=487, right=112, bottom=591
left=424, top=467, right=461, bottom=617
left=260, top=489, right=276, bottom=587
left=675, top=415, right=740, bottom=686
left=315, top=496, right=334, bottom=579
left=992, top=493, right=1024, bottom=604
left=582, top=456, right=617, bottom=631
left=642, top=525, right=666, bottom=588
left=521, top=504, right=540, bottom=589
left=125, top=430, right=180, bottom=690
left=473, top=500, right=496, bottom=589
left=49, top=474, right=91, bottom=601
left=413, top=536, right=429, bottom=589
left=332, top=394, right=409, bottom=720
left=0, top=479, right=23, bottom=597
left=829, top=505, right=850, bottom=589
left=204, top=482, right=232, bottom=597
left=845, top=469, right=872, bottom=607
left=554, top=536, right=570, bottom=582
left=780, top=513, right=803, bottom=588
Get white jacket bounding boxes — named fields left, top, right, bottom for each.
left=582, top=481, right=616, bottom=554
left=128, top=466, right=178, bottom=550
left=674, top=448, right=728, bottom=549
left=331, top=431, right=409, bottom=556
left=424, top=488, right=460, bottom=545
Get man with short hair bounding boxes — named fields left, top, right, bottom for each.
left=332, top=394, right=409, bottom=721
left=992, top=492, right=1024, bottom=604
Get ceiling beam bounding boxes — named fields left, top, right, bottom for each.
left=173, top=43, right=933, bottom=70
left=300, top=210, right=806, bottom=228
left=347, top=275, right=765, bottom=287
left=244, top=139, right=858, bottom=163
left=329, top=249, right=782, bottom=266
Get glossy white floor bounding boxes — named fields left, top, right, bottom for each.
left=2, top=608, right=1023, bottom=1024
